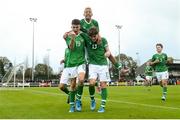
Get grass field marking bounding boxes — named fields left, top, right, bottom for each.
left=106, top=99, right=180, bottom=110
left=28, top=89, right=180, bottom=111
left=27, top=89, right=66, bottom=96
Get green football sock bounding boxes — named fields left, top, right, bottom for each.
left=162, top=87, right=167, bottom=97
left=69, top=91, right=76, bottom=106
left=89, top=85, right=95, bottom=100
left=76, top=85, right=84, bottom=100
left=101, top=88, right=107, bottom=107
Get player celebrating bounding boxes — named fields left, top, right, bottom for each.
left=80, top=7, right=99, bottom=33
left=81, top=27, right=127, bottom=112
left=63, top=7, right=99, bottom=39
left=64, top=19, right=86, bottom=112
left=149, top=43, right=169, bottom=101
left=86, top=27, right=110, bottom=113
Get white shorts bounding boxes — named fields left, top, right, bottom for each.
left=155, top=71, right=169, bottom=81
left=145, top=76, right=153, bottom=81
left=88, top=64, right=110, bottom=82
left=60, top=64, right=86, bottom=84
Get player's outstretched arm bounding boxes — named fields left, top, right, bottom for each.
left=104, top=45, right=130, bottom=75
left=104, top=47, right=111, bottom=58
left=104, top=45, right=122, bottom=69
left=108, top=53, right=122, bottom=70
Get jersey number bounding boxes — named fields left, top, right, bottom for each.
left=76, top=41, right=81, bottom=47
left=91, top=44, right=97, bottom=49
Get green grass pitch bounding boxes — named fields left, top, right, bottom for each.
left=0, top=85, right=180, bottom=119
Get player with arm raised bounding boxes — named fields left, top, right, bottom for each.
left=64, top=19, right=86, bottom=112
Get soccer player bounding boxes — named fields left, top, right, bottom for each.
left=80, top=7, right=99, bottom=33
left=82, top=27, right=127, bottom=112
left=149, top=43, right=169, bottom=101
left=144, top=61, right=154, bottom=89
left=86, top=27, right=110, bottom=113
left=64, top=19, right=86, bottom=112
left=63, top=7, right=99, bottom=39
left=59, top=48, right=70, bottom=104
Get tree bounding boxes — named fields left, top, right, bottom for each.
left=25, top=68, right=32, bottom=80
left=35, top=63, right=53, bottom=80
left=0, top=57, right=12, bottom=80
left=109, top=53, right=137, bottom=81
left=0, top=60, right=5, bottom=80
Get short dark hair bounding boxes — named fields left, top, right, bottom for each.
left=71, top=19, right=80, bottom=25
left=88, top=27, right=98, bottom=37
left=156, top=43, right=163, bottom=48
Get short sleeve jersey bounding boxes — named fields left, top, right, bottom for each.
left=151, top=53, right=168, bottom=72
left=84, top=35, right=108, bottom=65
left=65, top=33, right=85, bottom=67
left=80, top=19, right=99, bottom=34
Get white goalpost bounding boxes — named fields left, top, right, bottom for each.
left=0, top=62, right=27, bottom=90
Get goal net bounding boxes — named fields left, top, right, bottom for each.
left=0, top=63, right=26, bottom=90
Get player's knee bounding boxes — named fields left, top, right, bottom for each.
left=162, top=80, right=168, bottom=86
left=89, top=82, right=95, bottom=86
left=89, top=79, right=96, bottom=86
left=78, top=79, right=84, bottom=85
left=70, top=85, right=76, bottom=91
left=159, top=81, right=163, bottom=87
left=59, top=84, right=65, bottom=90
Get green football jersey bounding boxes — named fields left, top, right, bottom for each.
left=151, top=53, right=168, bottom=72
left=64, top=48, right=70, bottom=68
left=84, top=35, right=108, bottom=65
left=80, top=19, right=99, bottom=34
left=144, top=65, right=154, bottom=76
left=66, top=32, right=85, bottom=67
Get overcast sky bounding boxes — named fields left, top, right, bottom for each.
left=0, top=0, right=179, bottom=72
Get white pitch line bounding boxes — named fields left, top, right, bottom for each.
left=27, top=89, right=180, bottom=111
left=106, top=99, right=180, bottom=110
left=27, top=89, right=65, bottom=96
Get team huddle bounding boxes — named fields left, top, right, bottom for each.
left=59, top=7, right=170, bottom=113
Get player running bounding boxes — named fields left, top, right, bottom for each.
left=149, top=43, right=169, bottom=101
